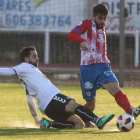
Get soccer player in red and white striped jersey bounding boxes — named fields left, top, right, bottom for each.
left=67, top=3, right=140, bottom=127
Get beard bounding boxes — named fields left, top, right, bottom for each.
left=29, top=60, right=39, bottom=67
left=94, top=19, right=105, bottom=29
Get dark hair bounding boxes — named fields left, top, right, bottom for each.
left=20, top=46, right=36, bottom=62
left=93, top=4, right=108, bottom=16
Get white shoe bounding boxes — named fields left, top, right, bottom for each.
left=130, top=105, right=140, bottom=119
left=85, top=121, right=95, bottom=128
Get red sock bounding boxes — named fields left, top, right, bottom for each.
left=84, top=104, right=88, bottom=108
left=83, top=104, right=88, bottom=122
left=114, top=90, right=133, bottom=114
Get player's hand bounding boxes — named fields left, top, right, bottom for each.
left=80, top=41, right=88, bottom=51
left=35, top=120, right=41, bottom=128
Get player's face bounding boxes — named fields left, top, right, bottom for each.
left=92, top=14, right=107, bottom=29
left=28, top=50, right=39, bottom=67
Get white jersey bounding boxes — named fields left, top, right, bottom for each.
left=12, top=62, right=61, bottom=114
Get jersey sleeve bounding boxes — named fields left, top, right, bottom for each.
left=67, top=30, right=87, bottom=43
left=72, top=19, right=90, bottom=35
left=0, top=68, right=16, bottom=76
left=12, top=63, right=27, bottom=75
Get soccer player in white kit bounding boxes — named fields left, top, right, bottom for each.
left=0, top=46, right=114, bottom=129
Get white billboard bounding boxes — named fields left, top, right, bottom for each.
left=0, top=0, right=88, bottom=32
left=1, top=0, right=140, bottom=32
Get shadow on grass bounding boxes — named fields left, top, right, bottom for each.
left=0, top=127, right=120, bottom=136
left=0, top=128, right=61, bottom=136
left=79, top=130, right=121, bottom=134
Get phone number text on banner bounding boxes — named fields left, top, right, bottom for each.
left=5, top=14, right=71, bottom=27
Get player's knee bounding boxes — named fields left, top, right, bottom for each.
left=74, top=121, right=85, bottom=129
left=87, top=104, right=95, bottom=112
left=91, top=106, right=95, bottom=111
left=110, top=87, right=120, bottom=96
left=86, top=98, right=96, bottom=111
left=65, top=100, right=79, bottom=114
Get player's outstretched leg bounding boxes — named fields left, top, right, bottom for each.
left=40, top=118, right=75, bottom=129
left=96, top=114, right=115, bottom=130
left=74, top=105, right=114, bottom=129
left=130, top=105, right=140, bottom=119
left=83, top=104, right=95, bottom=128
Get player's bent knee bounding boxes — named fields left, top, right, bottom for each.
left=86, top=98, right=96, bottom=111
left=87, top=104, right=95, bottom=112
left=65, top=100, right=79, bottom=114
left=91, top=106, right=95, bottom=111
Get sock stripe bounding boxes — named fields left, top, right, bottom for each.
left=53, top=122, right=73, bottom=127
left=77, top=108, right=93, bottom=120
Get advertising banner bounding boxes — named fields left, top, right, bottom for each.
left=99, top=0, right=140, bottom=32
left=0, top=0, right=87, bottom=32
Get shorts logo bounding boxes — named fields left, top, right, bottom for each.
left=53, top=95, right=66, bottom=103
left=66, top=97, right=71, bottom=100
left=104, top=71, right=112, bottom=76
left=86, top=92, right=91, bottom=97
left=84, top=81, right=93, bottom=89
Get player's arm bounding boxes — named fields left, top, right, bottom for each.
left=67, top=30, right=87, bottom=43
left=0, top=68, right=17, bottom=76
left=67, top=30, right=88, bottom=51
left=27, top=95, right=40, bottom=127
left=67, top=20, right=88, bottom=51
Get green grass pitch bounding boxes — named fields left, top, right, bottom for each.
left=0, top=84, right=140, bottom=140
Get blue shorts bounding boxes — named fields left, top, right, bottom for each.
left=80, top=63, right=118, bottom=101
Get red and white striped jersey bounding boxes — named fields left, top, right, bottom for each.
left=72, top=19, right=110, bottom=65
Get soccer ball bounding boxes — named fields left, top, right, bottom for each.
left=116, top=114, right=135, bottom=132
